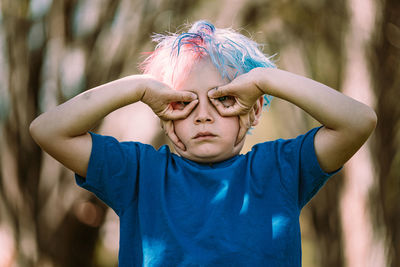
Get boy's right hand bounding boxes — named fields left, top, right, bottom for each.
left=140, top=77, right=198, bottom=121
left=160, top=119, right=186, bottom=151
left=140, top=77, right=198, bottom=150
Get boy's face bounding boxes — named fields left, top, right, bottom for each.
left=172, top=59, right=245, bottom=163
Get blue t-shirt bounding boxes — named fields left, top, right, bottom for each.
left=75, top=127, right=339, bottom=266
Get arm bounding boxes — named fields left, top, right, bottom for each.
left=30, top=75, right=197, bottom=177
left=208, top=68, right=377, bottom=173
left=259, top=68, right=377, bottom=172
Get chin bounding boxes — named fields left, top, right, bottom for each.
left=196, top=153, right=229, bottom=163
left=178, top=151, right=223, bottom=163
left=173, top=139, right=246, bottom=163
left=177, top=147, right=238, bottom=163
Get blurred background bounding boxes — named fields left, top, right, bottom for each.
left=0, top=0, right=399, bottom=266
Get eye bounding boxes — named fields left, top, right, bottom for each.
left=217, top=96, right=236, bottom=107
left=171, top=101, right=191, bottom=110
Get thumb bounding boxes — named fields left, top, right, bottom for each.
left=207, top=85, right=234, bottom=99
left=169, top=90, right=197, bottom=102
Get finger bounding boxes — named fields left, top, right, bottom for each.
left=249, top=107, right=256, bottom=126
left=160, top=99, right=198, bottom=120
left=210, top=98, right=240, bottom=116
left=210, top=96, right=250, bottom=117
left=236, top=113, right=251, bottom=145
left=207, top=86, right=233, bottom=99
left=167, top=90, right=197, bottom=102
left=162, top=120, right=186, bottom=150
left=209, top=97, right=227, bottom=112
left=180, top=99, right=198, bottom=116
left=236, top=121, right=248, bottom=145
left=161, top=120, right=186, bottom=151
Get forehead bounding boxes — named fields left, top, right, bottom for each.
left=176, top=58, right=230, bottom=93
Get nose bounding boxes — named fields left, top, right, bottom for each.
left=194, top=97, right=215, bottom=124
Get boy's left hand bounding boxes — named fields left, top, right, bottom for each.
left=236, top=108, right=256, bottom=145
left=207, top=68, right=266, bottom=116
left=207, top=68, right=267, bottom=144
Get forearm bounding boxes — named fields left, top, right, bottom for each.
left=209, top=67, right=377, bottom=172
left=258, top=68, right=377, bottom=134
left=29, top=74, right=196, bottom=176
left=30, top=75, right=147, bottom=140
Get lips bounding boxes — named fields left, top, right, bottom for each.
left=193, top=132, right=217, bottom=139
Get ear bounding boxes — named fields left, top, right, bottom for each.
left=251, top=96, right=264, bottom=126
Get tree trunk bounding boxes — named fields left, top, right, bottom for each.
left=370, top=0, right=400, bottom=265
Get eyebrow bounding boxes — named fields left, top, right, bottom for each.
left=182, top=85, right=221, bottom=94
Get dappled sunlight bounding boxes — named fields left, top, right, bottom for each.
left=211, top=179, right=229, bottom=204
left=239, top=193, right=249, bottom=215
left=142, top=237, right=167, bottom=266
left=272, top=214, right=289, bottom=239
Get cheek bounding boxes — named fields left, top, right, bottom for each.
left=173, top=120, right=188, bottom=140
left=222, top=117, right=239, bottom=140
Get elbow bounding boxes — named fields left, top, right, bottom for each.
left=356, top=106, right=378, bottom=139
left=365, top=107, right=378, bottom=134
left=29, top=116, right=47, bottom=145
left=29, top=118, right=40, bottom=143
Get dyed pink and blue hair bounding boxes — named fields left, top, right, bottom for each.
left=140, top=20, right=276, bottom=107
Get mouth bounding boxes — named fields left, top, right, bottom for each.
left=193, top=132, right=217, bottom=139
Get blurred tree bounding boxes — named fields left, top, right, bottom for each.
left=0, top=0, right=114, bottom=265
left=370, top=0, right=400, bottom=266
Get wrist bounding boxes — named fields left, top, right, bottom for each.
left=138, top=76, right=170, bottom=105
left=254, top=67, right=278, bottom=96
left=116, top=75, right=151, bottom=104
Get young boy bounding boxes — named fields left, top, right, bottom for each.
left=30, top=20, right=377, bottom=266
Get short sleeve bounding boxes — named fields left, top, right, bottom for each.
left=298, top=127, right=341, bottom=207
left=75, top=132, right=139, bottom=215
left=278, top=127, right=341, bottom=209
